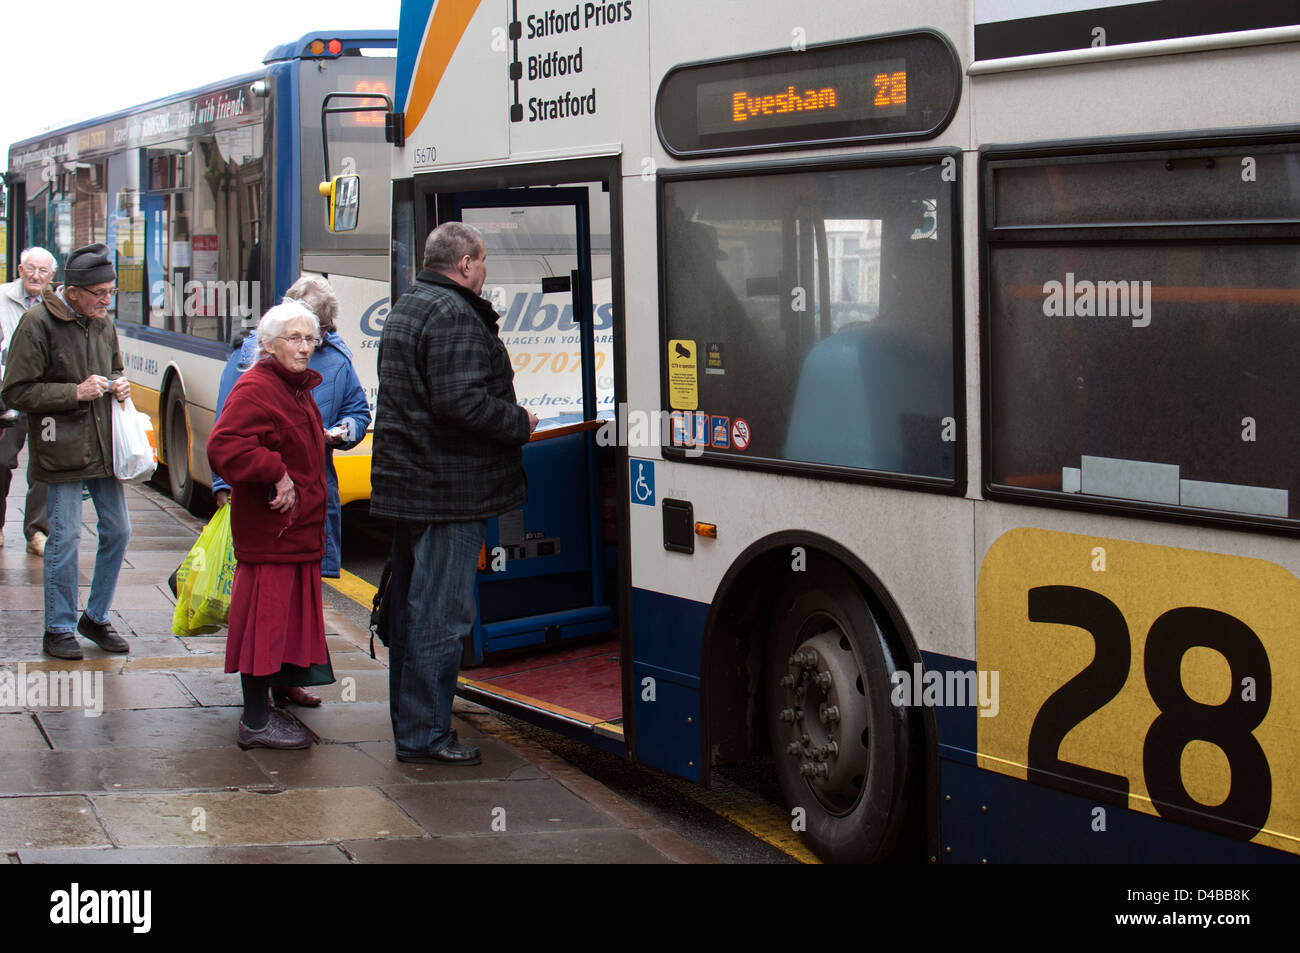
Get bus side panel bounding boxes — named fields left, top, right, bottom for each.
left=399, top=0, right=508, bottom=167
left=631, top=586, right=709, bottom=781
left=940, top=759, right=1299, bottom=864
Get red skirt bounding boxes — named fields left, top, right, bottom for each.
left=225, top=561, right=328, bottom=677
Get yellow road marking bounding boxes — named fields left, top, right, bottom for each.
left=329, top=563, right=815, bottom=863
left=659, top=776, right=821, bottom=864
left=324, top=568, right=378, bottom=606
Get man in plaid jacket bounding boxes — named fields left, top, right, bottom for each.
left=371, top=222, right=538, bottom=764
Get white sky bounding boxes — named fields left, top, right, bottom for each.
left=0, top=0, right=403, bottom=166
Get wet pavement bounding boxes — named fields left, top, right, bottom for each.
left=0, top=464, right=716, bottom=864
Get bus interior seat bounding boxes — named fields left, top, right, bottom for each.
left=782, top=323, right=953, bottom=478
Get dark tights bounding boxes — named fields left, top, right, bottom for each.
left=241, top=674, right=272, bottom=729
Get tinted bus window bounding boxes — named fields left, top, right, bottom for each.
left=660, top=159, right=957, bottom=479
left=986, top=144, right=1300, bottom=523
left=988, top=243, right=1300, bottom=519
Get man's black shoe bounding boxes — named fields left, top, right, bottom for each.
left=396, top=741, right=482, bottom=765
left=43, top=631, right=83, bottom=660
left=77, top=613, right=129, bottom=653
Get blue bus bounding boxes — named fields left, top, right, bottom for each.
left=4, top=31, right=396, bottom=508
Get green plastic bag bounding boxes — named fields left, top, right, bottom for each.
left=171, top=506, right=236, bottom=636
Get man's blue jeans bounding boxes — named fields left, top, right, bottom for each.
left=45, top=477, right=131, bottom=634
left=387, top=519, right=485, bottom=756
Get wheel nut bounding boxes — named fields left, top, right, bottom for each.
left=801, top=652, right=819, bottom=669
left=814, top=672, right=832, bottom=689
left=819, top=704, right=840, bottom=724
left=779, top=674, right=795, bottom=687
left=779, top=708, right=796, bottom=722
left=786, top=742, right=802, bottom=756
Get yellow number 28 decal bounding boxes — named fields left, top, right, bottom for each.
left=977, top=528, right=1300, bottom=855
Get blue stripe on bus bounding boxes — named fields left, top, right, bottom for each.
left=115, top=322, right=235, bottom=361
left=632, top=587, right=709, bottom=782
left=939, top=758, right=1299, bottom=863
left=395, top=0, right=437, bottom=112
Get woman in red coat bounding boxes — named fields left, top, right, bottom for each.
left=206, top=301, right=332, bottom=749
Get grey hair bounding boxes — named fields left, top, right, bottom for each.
left=284, top=274, right=339, bottom=330
left=255, top=301, right=320, bottom=360
left=19, top=246, right=55, bottom=268
left=423, top=222, right=483, bottom=274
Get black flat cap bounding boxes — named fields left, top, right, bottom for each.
left=64, top=243, right=115, bottom=287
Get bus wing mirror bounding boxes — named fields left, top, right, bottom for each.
left=318, top=173, right=360, bottom=232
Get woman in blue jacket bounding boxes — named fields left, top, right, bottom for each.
left=212, top=276, right=371, bottom=702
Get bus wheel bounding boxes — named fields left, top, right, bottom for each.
left=164, top=384, right=193, bottom=508
left=766, top=559, right=911, bottom=863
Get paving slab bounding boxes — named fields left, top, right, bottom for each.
left=107, top=538, right=196, bottom=552
left=93, top=786, right=425, bottom=847
left=326, top=653, right=386, bottom=672
left=17, top=844, right=351, bottom=864
left=0, top=671, right=192, bottom=714
left=122, top=654, right=225, bottom=672
left=309, top=669, right=390, bottom=703
left=8, top=656, right=127, bottom=675
left=0, top=568, right=87, bottom=586
left=248, top=744, right=401, bottom=789
left=0, top=795, right=109, bottom=850
left=259, top=737, right=544, bottom=786
left=379, top=777, right=619, bottom=836
left=121, top=552, right=192, bottom=571
left=0, top=712, right=50, bottom=749
left=341, top=829, right=674, bottom=864
left=0, top=610, right=47, bottom=632
left=287, top=700, right=399, bottom=744
left=170, top=671, right=242, bottom=707
left=0, top=635, right=183, bottom=662
left=0, top=745, right=272, bottom=795
left=111, top=608, right=182, bottom=637
left=93, top=672, right=196, bottom=711
left=0, top=583, right=173, bottom=611
left=38, top=706, right=240, bottom=750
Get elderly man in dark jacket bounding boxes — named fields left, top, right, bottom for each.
left=0, top=244, right=132, bottom=659
left=371, top=222, right=538, bottom=764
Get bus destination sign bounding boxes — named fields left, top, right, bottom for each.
left=656, top=31, right=959, bottom=157
left=698, top=59, right=907, bottom=136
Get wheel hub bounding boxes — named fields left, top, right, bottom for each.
left=776, top=626, right=870, bottom=812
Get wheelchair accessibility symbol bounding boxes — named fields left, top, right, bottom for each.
left=631, top=460, right=655, bottom=506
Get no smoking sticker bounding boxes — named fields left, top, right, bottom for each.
left=731, top=418, right=750, bottom=450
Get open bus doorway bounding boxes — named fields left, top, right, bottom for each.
left=421, top=176, right=627, bottom=752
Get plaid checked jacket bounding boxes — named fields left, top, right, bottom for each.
left=370, top=271, right=531, bottom=523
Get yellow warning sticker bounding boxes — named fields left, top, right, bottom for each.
left=668, top=339, right=698, bottom=410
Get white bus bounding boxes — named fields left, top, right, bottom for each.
left=383, top=0, right=1300, bottom=863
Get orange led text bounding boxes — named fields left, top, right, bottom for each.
left=731, top=86, right=838, bottom=122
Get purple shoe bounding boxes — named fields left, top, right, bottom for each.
left=236, top=710, right=314, bottom=750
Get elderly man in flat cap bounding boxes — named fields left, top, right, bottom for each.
left=0, top=246, right=54, bottom=555
left=1, top=243, right=133, bottom=659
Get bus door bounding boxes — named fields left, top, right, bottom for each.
left=449, top=188, right=614, bottom=667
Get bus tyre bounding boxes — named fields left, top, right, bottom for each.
left=766, top=558, right=911, bottom=863
left=164, top=384, right=193, bottom=509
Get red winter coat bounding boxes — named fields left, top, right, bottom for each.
left=206, top=357, right=326, bottom=563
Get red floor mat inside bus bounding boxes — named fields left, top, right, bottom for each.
left=468, top=638, right=622, bottom=723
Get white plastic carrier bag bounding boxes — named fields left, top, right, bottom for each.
left=112, top=397, right=158, bottom=483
